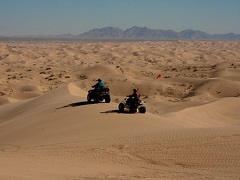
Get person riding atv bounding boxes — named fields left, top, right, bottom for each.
left=118, top=88, right=146, bottom=113
left=87, top=79, right=111, bottom=103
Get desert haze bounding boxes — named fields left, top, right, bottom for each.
left=0, top=40, right=240, bottom=179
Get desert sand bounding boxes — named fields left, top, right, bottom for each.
left=0, top=40, right=240, bottom=179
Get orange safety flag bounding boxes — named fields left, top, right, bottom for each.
left=157, top=74, right=162, bottom=78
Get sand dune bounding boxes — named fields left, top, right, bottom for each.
left=164, top=97, right=240, bottom=127
left=0, top=41, right=240, bottom=179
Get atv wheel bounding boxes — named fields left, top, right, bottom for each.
left=105, top=95, right=111, bottom=103
left=93, top=97, right=99, bottom=103
left=118, top=103, right=125, bottom=113
left=139, top=106, right=146, bottom=113
left=87, top=94, right=91, bottom=103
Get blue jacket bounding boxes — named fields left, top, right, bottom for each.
left=93, top=81, right=105, bottom=88
left=98, top=81, right=105, bottom=87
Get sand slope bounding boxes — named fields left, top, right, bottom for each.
left=0, top=83, right=239, bottom=180
left=0, top=83, right=172, bottom=145
left=0, top=41, right=240, bottom=179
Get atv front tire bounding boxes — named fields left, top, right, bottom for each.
left=139, top=106, right=146, bottom=113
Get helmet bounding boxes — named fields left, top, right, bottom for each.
left=133, top=88, right=137, bottom=92
left=97, top=79, right=102, bottom=82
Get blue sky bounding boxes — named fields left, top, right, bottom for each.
left=0, top=0, right=239, bottom=36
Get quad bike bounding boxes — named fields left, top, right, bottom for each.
left=87, top=87, right=111, bottom=103
left=118, top=97, right=146, bottom=113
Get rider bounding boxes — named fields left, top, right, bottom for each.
left=128, top=88, right=140, bottom=99
left=92, top=79, right=106, bottom=93
left=127, top=88, right=140, bottom=106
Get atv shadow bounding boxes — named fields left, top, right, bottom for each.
left=56, top=101, right=94, bottom=109
left=57, top=101, right=137, bottom=114
left=101, top=110, right=137, bottom=114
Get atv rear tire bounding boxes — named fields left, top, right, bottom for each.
left=105, top=95, right=111, bottom=103
left=87, top=94, right=91, bottom=103
left=118, top=103, right=125, bottom=113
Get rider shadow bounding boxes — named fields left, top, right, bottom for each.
left=56, top=101, right=92, bottom=109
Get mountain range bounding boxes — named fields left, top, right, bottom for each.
left=78, top=26, right=240, bottom=40
left=1, top=26, right=240, bottom=40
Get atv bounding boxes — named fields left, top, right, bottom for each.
left=118, top=97, right=146, bottom=113
left=87, top=87, right=111, bottom=103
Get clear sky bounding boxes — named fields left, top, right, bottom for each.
left=0, top=0, right=239, bottom=36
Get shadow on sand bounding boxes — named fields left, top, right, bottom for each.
left=100, top=110, right=134, bottom=114
left=100, top=110, right=120, bottom=114
left=56, top=101, right=92, bottom=109
left=57, top=101, right=134, bottom=114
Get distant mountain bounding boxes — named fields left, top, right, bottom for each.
left=78, top=26, right=240, bottom=40
left=79, top=27, right=124, bottom=38
left=78, top=26, right=181, bottom=39
left=122, top=26, right=180, bottom=39
left=179, top=29, right=210, bottom=39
